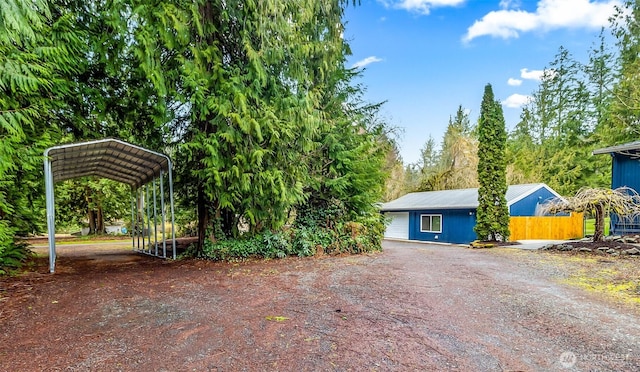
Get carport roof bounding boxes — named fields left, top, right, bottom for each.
left=44, top=138, right=170, bottom=188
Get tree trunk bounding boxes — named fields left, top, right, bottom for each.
left=220, top=208, right=235, bottom=237
left=593, top=203, right=605, bottom=242
left=96, top=207, right=104, bottom=234
left=88, top=209, right=96, bottom=234
left=196, top=185, right=210, bottom=255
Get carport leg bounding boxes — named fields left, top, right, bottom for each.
left=153, top=178, right=158, bottom=256
left=138, top=187, right=143, bottom=250
left=146, top=184, right=151, bottom=253
left=131, top=189, right=135, bottom=251
left=160, top=171, right=166, bottom=258
left=44, top=157, right=56, bottom=273
left=168, top=161, right=176, bottom=260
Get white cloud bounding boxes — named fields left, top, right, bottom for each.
left=520, top=68, right=545, bottom=80
left=352, top=56, right=383, bottom=69
left=520, top=67, right=558, bottom=81
left=379, top=0, right=466, bottom=15
left=507, top=78, right=523, bottom=86
left=502, top=94, right=532, bottom=108
left=463, top=0, right=621, bottom=42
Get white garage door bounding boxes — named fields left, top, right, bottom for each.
left=384, top=212, right=409, bottom=240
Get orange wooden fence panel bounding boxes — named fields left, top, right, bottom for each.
left=509, top=213, right=584, bottom=240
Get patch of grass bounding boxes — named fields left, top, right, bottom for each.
left=562, top=264, right=640, bottom=305
left=54, top=239, right=130, bottom=246
left=62, top=234, right=129, bottom=242
left=584, top=217, right=610, bottom=236
left=490, top=248, right=640, bottom=306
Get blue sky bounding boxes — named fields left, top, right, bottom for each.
left=343, top=0, right=622, bottom=165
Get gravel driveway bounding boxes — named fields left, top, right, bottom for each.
left=1, top=240, right=639, bottom=371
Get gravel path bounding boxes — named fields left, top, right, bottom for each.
left=1, top=240, right=639, bottom=371
left=373, top=241, right=640, bottom=371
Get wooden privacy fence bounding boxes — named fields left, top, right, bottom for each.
left=509, top=213, right=584, bottom=240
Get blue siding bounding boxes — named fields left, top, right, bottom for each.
left=408, top=209, right=477, bottom=244
left=610, top=154, right=640, bottom=235
left=509, top=186, right=558, bottom=216
left=612, top=153, right=640, bottom=191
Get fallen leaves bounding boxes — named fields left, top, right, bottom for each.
left=265, top=315, right=289, bottom=322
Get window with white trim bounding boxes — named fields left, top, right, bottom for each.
left=420, top=214, right=442, bottom=233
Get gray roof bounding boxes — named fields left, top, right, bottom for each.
left=593, top=141, right=640, bottom=156
left=45, top=138, right=171, bottom=188
left=380, top=183, right=558, bottom=212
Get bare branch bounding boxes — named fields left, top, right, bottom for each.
left=539, top=187, right=640, bottom=241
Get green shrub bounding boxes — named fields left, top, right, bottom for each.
left=289, top=212, right=385, bottom=256
left=260, top=230, right=291, bottom=258
left=0, top=240, right=32, bottom=275
left=201, top=236, right=260, bottom=261
left=186, top=205, right=385, bottom=262
left=198, top=230, right=292, bottom=261
left=290, top=225, right=333, bottom=256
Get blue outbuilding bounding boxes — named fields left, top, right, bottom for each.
left=381, top=183, right=562, bottom=244
left=594, top=141, right=640, bottom=235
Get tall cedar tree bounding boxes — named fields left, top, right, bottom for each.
left=0, top=1, right=83, bottom=245
left=475, top=84, right=510, bottom=241
left=130, top=1, right=384, bottom=253
left=49, top=1, right=170, bottom=234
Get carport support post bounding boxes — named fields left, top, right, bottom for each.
left=160, top=171, right=166, bottom=258
left=145, top=185, right=151, bottom=253
left=130, top=189, right=135, bottom=251
left=168, top=160, right=176, bottom=259
left=136, top=187, right=144, bottom=251
left=153, top=178, right=158, bottom=256
left=44, top=155, right=56, bottom=273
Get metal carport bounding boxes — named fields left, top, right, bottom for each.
left=44, top=138, right=176, bottom=273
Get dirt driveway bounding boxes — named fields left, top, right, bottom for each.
left=1, top=240, right=639, bottom=371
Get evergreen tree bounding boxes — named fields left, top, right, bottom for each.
left=475, top=84, right=510, bottom=242
left=547, top=46, right=589, bottom=146
left=608, top=0, right=640, bottom=143
left=506, top=41, right=614, bottom=196
left=581, top=29, right=617, bottom=191
left=414, top=106, right=477, bottom=192
left=403, top=163, right=422, bottom=193
left=126, top=0, right=388, bottom=253
left=450, top=104, right=473, bottom=134
left=529, top=69, right=556, bottom=144
left=438, top=109, right=478, bottom=190
left=0, top=0, right=84, bottom=270
left=43, top=0, right=172, bottom=235
left=381, top=135, right=405, bottom=202
left=419, top=135, right=439, bottom=173
left=298, top=64, right=388, bottom=230
left=130, top=1, right=323, bottom=246
left=414, top=135, right=442, bottom=191
left=584, top=29, right=616, bottom=134
left=506, top=106, right=543, bottom=185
